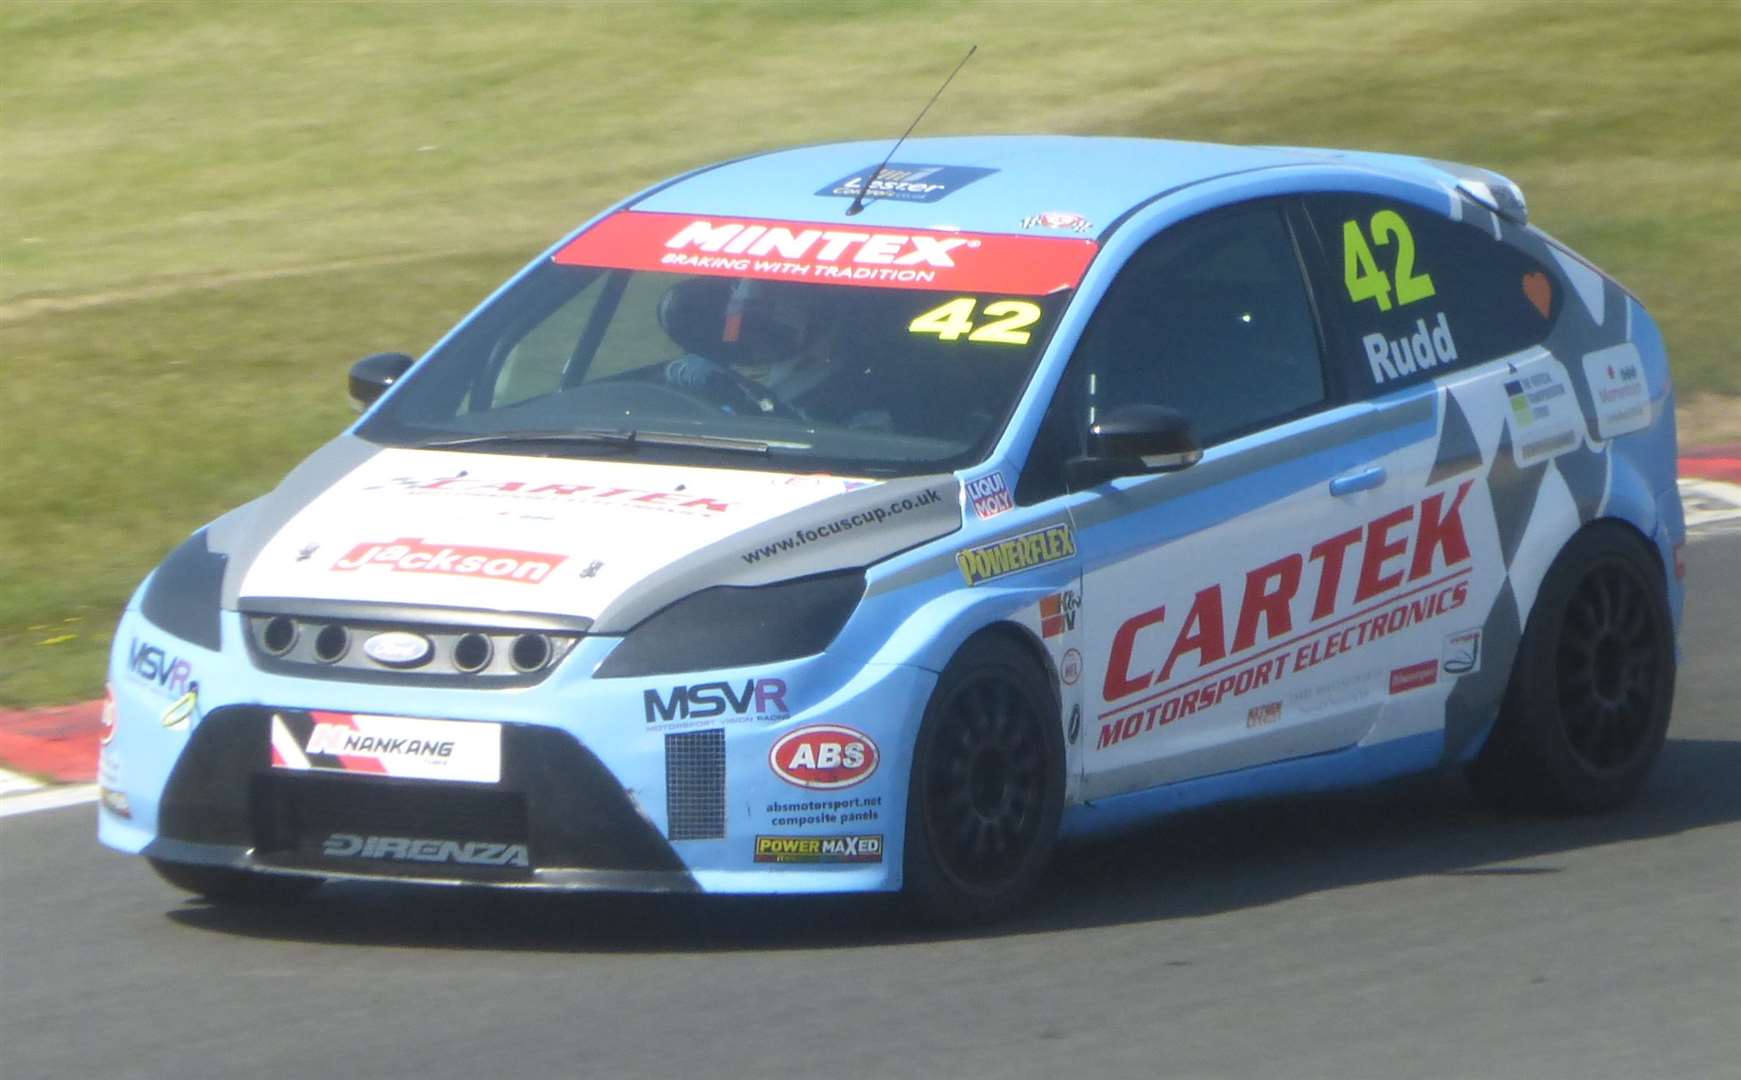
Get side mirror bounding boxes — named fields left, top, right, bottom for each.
left=348, top=353, right=415, bottom=412
left=1065, top=404, right=1202, bottom=489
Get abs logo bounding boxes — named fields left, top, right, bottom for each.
left=644, top=678, right=788, bottom=724
left=769, top=724, right=878, bottom=790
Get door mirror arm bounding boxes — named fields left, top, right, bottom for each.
left=348, top=352, right=416, bottom=412
left=1065, top=405, right=1202, bottom=490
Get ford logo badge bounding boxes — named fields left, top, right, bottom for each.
left=362, top=631, right=432, bottom=667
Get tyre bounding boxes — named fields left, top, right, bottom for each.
left=1469, top=522, right=1676, bottom=813
left=148, top=858, right=322, bottom=904
left=904, top=634, right=1065, bottom=925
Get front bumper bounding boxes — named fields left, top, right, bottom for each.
left=99, top=609, right=934, bottom=895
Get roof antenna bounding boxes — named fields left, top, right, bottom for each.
left=846, top=45, right=977, bottom=217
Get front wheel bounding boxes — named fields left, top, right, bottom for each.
left=904, top=635, right=1064, bottom=925
left=1469, top=523, right=1676, bottom=813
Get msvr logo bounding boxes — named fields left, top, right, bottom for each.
left=129, top=638, right=196, bottom=697
left=644, top=678, right=788, bottom=723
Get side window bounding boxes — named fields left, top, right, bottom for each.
left=1071, top=203, right=1327, bottom=447
left=1305, top=193, right=1560, bottom=395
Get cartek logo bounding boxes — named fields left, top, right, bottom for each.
left=754, top=834, right=884, bottom=864
left=644, top=678, right=788, bottom=724
left=332, top=538, right=565, bottom=585
left=1040, top=590, right=1079, bottom=638
left=370, top=474, right=734, bottom=514
left=128, top=638, right=196, bottom=698
left=321, top=833, right=529, bottom=868
left=1097, top=481, right=1475, bottom=751
left=957, top=523, right=1077, bottom=586
left=769, top=725, right=878, bottom=790
left=305, top=722, right=455, bottom=760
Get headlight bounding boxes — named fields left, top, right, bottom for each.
left=139, top=530, right=227, bottom=651
left=594, top=569, right=864, bottom=678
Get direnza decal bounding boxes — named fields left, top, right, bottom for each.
left=555, top=211, right=1097, bottom=296
left=754, top=834, right=883, bottom=864
left=1097, top=481, right=1475, bottom=750
left=367, top=474, right=735, bottom=515
left=957, top=524, right=1076, bottom=585
left=769, top=724, right=878, bottom=790
left=321, top=833, right=530, bottom=868
left=332, top=538, right=565, bottom=585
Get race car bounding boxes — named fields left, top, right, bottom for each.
left=100, top=136, right=1684, bottom=923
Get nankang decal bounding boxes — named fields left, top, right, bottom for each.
left=817, top=163, right=996, bottom=204
left=321, top=833, right=530, bottom=868
left=269, top=711, right=503, bottom=784
left=753, top=834, right=884, bottom=864
left=956, top=523, right=1077, bottom=585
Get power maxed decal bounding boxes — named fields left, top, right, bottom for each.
left=754, top=835, right=883, bottom=864
left=1097, top=481, right=1475, bottom=751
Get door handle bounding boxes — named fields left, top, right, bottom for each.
left=1329, top=465, right=1387, bottom=496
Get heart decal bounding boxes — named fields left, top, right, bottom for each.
left=1522, top=271, right=1553, bottom=319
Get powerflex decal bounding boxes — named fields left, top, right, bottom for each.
left=269, top=711, right=502, bottom=784
left=957, top=523, right=1077, bottom=585
left=1581, top=344, right=1650, bottom=439
left=555, top=211, right=1097, bottom=296
left=817, top=163, right=996, bottom=204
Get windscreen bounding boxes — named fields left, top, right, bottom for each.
left=359, top=212, right=1097, bottom=476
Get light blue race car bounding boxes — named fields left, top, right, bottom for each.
left=101, top=136, right=1684, bottom=923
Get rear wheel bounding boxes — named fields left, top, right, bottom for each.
left=1469, top=523, right=1675, bottom=813
left=904, top=635, right=1064, bottom=925
left=148, top=858, right=322, bottom=904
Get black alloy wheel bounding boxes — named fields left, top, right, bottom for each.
left=905, top=635, right=1064, bottom=925
left=1470, top=523, right=1675, bottom=813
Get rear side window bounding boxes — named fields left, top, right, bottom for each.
left=1304, top=194, right=1559, bottom=395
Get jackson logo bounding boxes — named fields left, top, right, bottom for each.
left=331, top=538, right=565, bottom=585
left=957, top=523, right=1077, bottom=586
left=769, top=725, right=878, bottom=790
left=320, top=833, right=530, bottom=868
left=754, top=834, right=884, bottom=864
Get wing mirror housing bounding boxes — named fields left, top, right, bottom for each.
left=348, top=352, right=415, bottom=412
left=1065, top=405, right=1202, bottom=489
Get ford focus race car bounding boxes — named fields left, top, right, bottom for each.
left=101, top=137, right=1683, bottom=922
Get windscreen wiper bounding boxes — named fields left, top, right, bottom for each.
left=413, top=428, right=639, bottom=451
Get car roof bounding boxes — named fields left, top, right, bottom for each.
left=626, top=135, right=1510, bottom=236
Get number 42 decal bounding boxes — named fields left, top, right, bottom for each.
left=909, top=298, right=1042, bottom=345
left=1343, top=210, right=1435, bottom=312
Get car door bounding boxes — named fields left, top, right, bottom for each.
left=1025, top=200, right=1452, bottom=802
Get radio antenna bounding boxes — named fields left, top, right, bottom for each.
left=846, top=45, right=977, bottom=216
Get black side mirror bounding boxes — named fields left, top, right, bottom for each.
left=1065, top=404, right=1202, bottom=489
left=348, top=353, right=415, bottom=412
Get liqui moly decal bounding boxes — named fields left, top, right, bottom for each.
left=269, top=710, right=503, bottom=784
left=331, top=538, right=566, bottom=585
left=555, top=211, right=1098, bottom=296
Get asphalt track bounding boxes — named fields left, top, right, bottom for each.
left=4, top=536, right=1738, bottom=1080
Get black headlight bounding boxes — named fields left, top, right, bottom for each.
left=140, top=530, right=227, bottom=651
left=594, top=570, right=865, bottom=679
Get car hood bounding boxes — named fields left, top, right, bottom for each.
left=216, top=437, right=960, bottom=633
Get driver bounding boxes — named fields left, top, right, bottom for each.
left=660, top=278, right=833, bottom=416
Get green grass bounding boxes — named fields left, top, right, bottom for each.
left=3, top=0, right=1737, bottom=706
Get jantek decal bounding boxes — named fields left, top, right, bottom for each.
left=321, top=833, right=530, bottom=868
left=817, top=163, right=996, bottom=203
left=332, top=538, right=566, bottom=585
left=1388, top=660, right=1439, bottom=695
left=645, top=678, right=788, bottom=725
left=957, top=523, right=1077, bottom=586
left=965, top=471, right=1015, bottom=519
left=1097, top=481, right=1475, bottom=751
left=769, top=724, right=878, bottom=790
left=754, top=834, right=884, bottom=864
left=555, top=211, right=1097, bottom=296
left=269, top=711, right=502, bottom=784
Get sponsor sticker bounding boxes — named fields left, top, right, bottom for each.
left=332, top=538, right=565, bottom=585
left=1503, top=360, right=1582, bottom=467
left=754, top=834, right=884, bottom=864
left=965, top=471, right=1014, bottom=520
left=957, top=523, right=1077, bottom=585
left=1066, top=703, right=1081, bottom=745
left=644, top=677, right=789, bottom=727
left=1388, top=660, right=1440, bottom=695
left=320, top=833, right=530, bottom=868
left=739, top=487, right=945, bottom=566
left=1581, top=344, right=1650, bottom=439
left=1442, top=627, right=1482, bottom=675
left=1040, top=589, right=1079, bottom=638
left=160, top=689, right=197, bottom=731
left=555, top=211, right=1098, bottom=296
left=769, top=724, right=878, bottom=790
left=765, top=795, right=882, bottom=828
left=365, top=473, right=735, bottom=515
left=269, top=711, right=502, bottom=784
left=1020, top=210, right=1093, bottom=233
left=817, top=163, right=996, bottom=204
left=1061, top=647, right=1083, bottom=687
left=1246, top=701, right=1282, bottom=729
left=126, top=638, right=197, bottom=700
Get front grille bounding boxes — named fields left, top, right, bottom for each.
left=241, top=610, right=582, bottom=687
left=665, top=729, right=726, bottom=840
